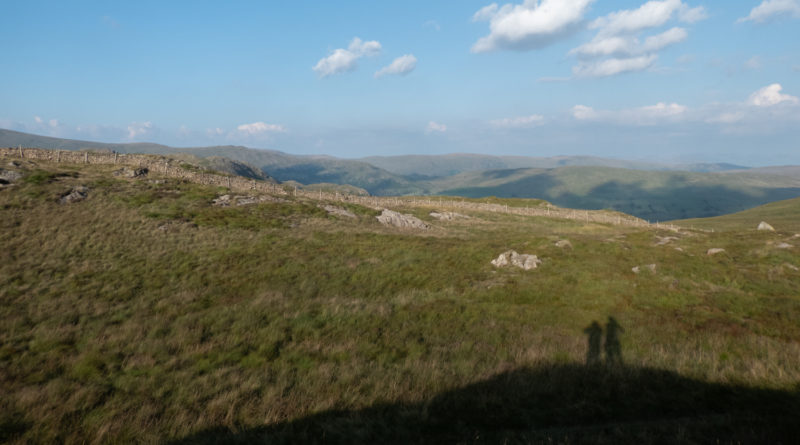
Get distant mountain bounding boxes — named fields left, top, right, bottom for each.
left=4, top=128, right=798, bottom=221
left=0, top=129, right=418, bottom=194
left=359, top=153, right=748, bottom=178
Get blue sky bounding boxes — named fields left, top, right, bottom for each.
left=1, top=0, right=799, bottom=165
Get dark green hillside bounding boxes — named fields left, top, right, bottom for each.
left=432, top=166, right=800, bottom=221
left=1, top=154, right=800, bottom=443
left=676, top=197, right=800, bottom=232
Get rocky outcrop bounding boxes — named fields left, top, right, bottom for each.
left=376, top=209, right=430, bottom=230
left=757, top=221, right=775, bottom=231
left=322, top=205, right=356, bottom=218
left=655, top=236, right=679, bottom=246
left=429, top=211, right=469, bottom=221
left=707, top=248, right=726, bottom=256
left=491, top=250, right=542, bottom=270
left=59, top=186, right=89, bottom=204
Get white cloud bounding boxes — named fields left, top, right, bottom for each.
left=426, top=121, right=447, bottom=133
left=313, top=37, right=382, bottom=78
left=207, top=127, right=224, bottom=136
left=571, top=1, right=702, bottom=77
left=127, top=121, right=153, bottom=140
left=375, top=55, right=417, bottom=78
left=471, top=0, right=594, bottom=53
left=748, top=83, right=799, bottom=107
left=423, top=20, right=441, bottom=31
left=573, top=54, right=657, bottom=77
left=572, top=101, right=687, bottom=124
left=737, top=0, right=800, bottom=23
left=34, top=116, right=43, bottom=124
left=236, top=122, right=287, bottom=135
left=706, top=111, right=745, bottom=124
left=490, top=114, right=544, bottom=128
left=744, top=56, right=762, bottom=70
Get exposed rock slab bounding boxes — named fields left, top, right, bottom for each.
left=212, top=194, right=286, bottom=207
left=376, top=209, right=430, bottom=230
left=757, top=221, right=775, bottom=231
left=0, top=168, right=22, bottom=184
left=707, top=248, right=726, bottom=256
left=113, top=167, right=148, bottom=178
left=491, top=250, right=542, bottom=270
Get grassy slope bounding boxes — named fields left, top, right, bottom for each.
left=1, top=159, right=800, bottom=443
left=675, top=196, right=800, bottom=233
left=430, top=166, right=800, bottom=221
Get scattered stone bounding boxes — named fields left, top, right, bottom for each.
left=322, top=205, right=356, bottom=218
left=429, top=211, right=469, bottom=221
left=7, top=161, right=21, bottom=167
left=113, top=167, right=148, bottom=178
left=784, top=263, right=799, bottom=272
left=632, top=264, right=657, bottom=274
left=776, top=243, right=793, bottom=249
left=376, top=209, right=430, bottom=230
left=674, top=247, right=684, bottom=252
left=555, top=239, right=573, bottom=249
left=655, top=236, right=679, bottom=246
left=491, top=250, right=542, bottom=270
left=757, top=221, right=775, bottom=232
left=59, top=186, right=89, bottom=204
left=212, top=194, right=286, bottom=207
left=707, top=248, right=726, bottom=256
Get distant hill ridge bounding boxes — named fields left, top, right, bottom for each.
left=4, top=128, right=800, bottom=221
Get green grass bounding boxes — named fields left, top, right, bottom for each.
left=675, top=196, right=800, bottom=233
left=1, top=160, right=799, bottom=443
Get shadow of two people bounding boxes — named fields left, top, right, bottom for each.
left=584, top=316, right=624, bottom=366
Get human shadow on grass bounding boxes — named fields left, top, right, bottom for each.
left=170, top=363, right=800, bottom=444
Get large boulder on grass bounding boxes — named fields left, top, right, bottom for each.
left=376, top=209, right=430, bottom=230
left=757, top=221, right=775, bottom=232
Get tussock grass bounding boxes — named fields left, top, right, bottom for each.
left=1, top=160, right=799, bottom=443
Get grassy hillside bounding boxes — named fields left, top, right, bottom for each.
left=430, top=166, right=800, bottom=222
left=1, top=156, right=799, bottom=443
left=676, top=197, right=800, bottom=232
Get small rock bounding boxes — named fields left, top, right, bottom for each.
left=429, top=211, right=469, bottom=221
left=7, top=161, right=21, bottom=167
left=776, top=243, right=793, bottom=249
left=785, top=264, right=799, bottom=272
left=59, top=186, right=89, bottom=204
left=555, top=240, right=573, bottom=249
left=113, top=167, right=148, bottom=178
left=655, top=236, right=679, bottom=245
left=212, top=194, right=232, bottom=206
left=707, top=248, right=726, bottom=256
left=491, top=250, right=542, bottom=270
left=757, top=221, right=775, bottom=232
left=632, top=264, right=657, bottom=274
left=376, top=209, right=430, bottom=230
left=322, top=205, right=357, bottom=218
left=674, top=247, right=684, bottom=252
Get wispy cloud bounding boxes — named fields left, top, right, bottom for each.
left=471, top=0, right=594, bottom=53
left=236, top=122, right=286, bottom=135
left=423, top=20, right=441, bottom=31
left=737, top=0, right=800, bottom=23
left=313, top=37, right=382, bottom=78
left=375, top=55, right=417, bottom=78
left=490, top=114, right=544, bottom=128
left=127, top=121, right=154, bottom=140
left=572, top=101, right=688, bottom=125
left=426, top=121, right=447, bottom=133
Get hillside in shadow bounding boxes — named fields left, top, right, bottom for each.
left=170, top=362, right=799, bottom=444
left=438, top=168, right=800, bottom=221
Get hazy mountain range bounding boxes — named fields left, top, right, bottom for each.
left=3, top=128, right=800, bottom=221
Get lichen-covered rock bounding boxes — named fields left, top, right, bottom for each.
left=376, top=209, right=430, bottom=230
left=59, top=186, right=89, bottom=204
left=491, top=250, right=542, bottom=270
left=707, top=248, right=726, bottom=256
left=757, top=221, right=775, bottom=231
